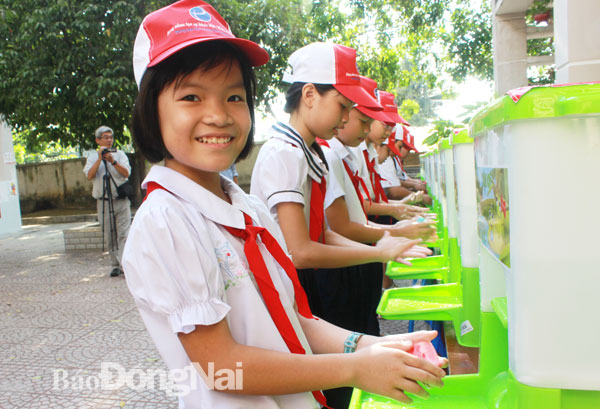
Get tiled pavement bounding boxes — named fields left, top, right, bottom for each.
left=0, top=222, right=427, bottom=408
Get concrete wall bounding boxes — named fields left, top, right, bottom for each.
left=17, top=153, right=145, bottom=213
left=17, top=158, right=91, bottom=213
left=16, top=143, right=421, bottom=213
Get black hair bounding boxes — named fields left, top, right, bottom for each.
left=283, top=82, right=335, bottom=114
left=131, top=41, right=257, bottom=163
left=282, top=82, right=335, bottom=171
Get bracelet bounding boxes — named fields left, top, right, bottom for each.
left=343, top=331, right=364, bottom=353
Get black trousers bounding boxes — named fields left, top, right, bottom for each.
left=297, top=262, right=383, bottom=409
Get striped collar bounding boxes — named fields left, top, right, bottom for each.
left=270, top=122, right=327, bottom=182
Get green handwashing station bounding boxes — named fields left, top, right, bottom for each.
left=351, top=83, right=600, bottom=408
left=379, top=131, right=481, bottom=348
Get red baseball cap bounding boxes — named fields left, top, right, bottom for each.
left=356, top=76, right=392, bottom=122
left=410, top=133, right=419, bottom=153
left=282, top=43, right=382, bottom=110
left=401, top=126, right=418, bottom=151
left=378, top=91, right=410, bottom=126
left=133, top=0, right=270, bottom=88
left=385, top=128, right=403, bottom=157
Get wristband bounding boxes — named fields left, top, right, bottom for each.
left=112, top=160, right=117, bottom=166
left=343, top=331, right=364, bottom=353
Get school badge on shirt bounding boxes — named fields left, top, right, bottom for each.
left=214, top=242, right=248, bottom=290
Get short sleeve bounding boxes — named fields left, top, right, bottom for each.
left=82, top=152, right=97, bottom=176
left=122, top=200, right=230, bottom=334
left=323, top=148, right=346, bottom=209
left=116, top=151, right=132, bottom=174
left=251, top=142, right=307, bottom=211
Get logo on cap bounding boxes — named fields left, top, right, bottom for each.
left=189, top=6, right=212, bottom=22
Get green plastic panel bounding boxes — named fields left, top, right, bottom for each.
left=377, top=283, right=462, bottom=321
left=470, top=83, right=600, bottom=135
left=450, top=129, right=473, bottom=145
left=439, top=138, right=452, bottom=151
left=491, top=297, right=508, bottom=330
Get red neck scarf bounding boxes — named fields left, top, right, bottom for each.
left=145, top=182, right=329, bottom=408
left=341, top=160, right=368, bottom=217
left=362, top=150, right=389, bottom=203
left=309, top=177, right=327, bottom=243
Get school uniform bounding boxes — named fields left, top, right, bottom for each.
left=379, top=157, right=403, bottom=189
left=122, top=165, right=319, bottom=409
left=251, top=122, right=344, bottom=318
left=355, top=142, right=394, bottom=225
left=321, top=137, right=382, bottom=335
left=353, top=141, right=377, bottom=202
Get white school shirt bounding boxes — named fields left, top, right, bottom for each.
left=322, top=137, right=368, bottom=224
left=353, top=142, right=377, bottom=201
left=82, top=150, right=131, bottom=199
left=122, top=165, right=318, bottom=409
left=379, top=157, right=402, bottom=188
left=250, top=122, right=344, bottom=226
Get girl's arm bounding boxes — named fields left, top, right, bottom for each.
left=364, top=200, right=422, bottom=220
left=178, top=318, right=445, bottom=404
left=276, top=202, right=423, bottom=269
left=326, top=197, right=386, bottom=243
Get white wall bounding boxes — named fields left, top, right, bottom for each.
left=0, top=121, right=22, bottom=235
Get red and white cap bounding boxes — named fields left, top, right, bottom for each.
left=401, top=125, right=418, bottom=152
left=133, top=0, right=269, bottom=88
left=383, top=128, right=403, bottom=157
left=378, top=91, right=410, bottom=126
left=356, top=76, right=393, bottom=122
left=410, top=134, right=419, bottom=153
left=282, top=43, right=382, bottom=109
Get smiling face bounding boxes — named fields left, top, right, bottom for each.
left=157, top=59, right=251, bottom=185
left=305, top=86, right=353, bottom=140
left=366, top=120, right=393, bottom=146
left=336, top=108, right=373, bottom=147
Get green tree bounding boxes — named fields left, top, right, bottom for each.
left=0, top=0, right=313, bottom=151
left=1, top=0, right=498, bottom=153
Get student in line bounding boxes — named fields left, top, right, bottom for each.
left=123, top=2, right=446, bottom=409
left=354, top=88, right=437, bottom=240
left=380, top=126, right=432, bottom=205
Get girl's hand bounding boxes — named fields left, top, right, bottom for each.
left=348, top=339, right=446, bottom=404
left=391, top=204, right=427, bottom=220
left=359, top=330, right=449, bottom=368
left=390, top=221, right=437, bottom=241
left=375, top=231, right=430, bottom=263
left=400, top=191, right=424, bottom=205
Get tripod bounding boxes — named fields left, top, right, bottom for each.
left=100, top=158, right=119, bottom=255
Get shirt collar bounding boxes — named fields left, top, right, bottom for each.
left=329, top=137, right=361, bottom=173
left=269, top=122, right=327, bottom=183
left=142, top=165, right=257, bottom=230
left=359, top=140, right=377, bottom=162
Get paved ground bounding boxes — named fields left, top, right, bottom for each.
left=0, top=222, right=425, bottom=408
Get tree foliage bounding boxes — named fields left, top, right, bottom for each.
left=0, top=0, right=495, bottom=152
left=0, top=0, right=314, bottom=151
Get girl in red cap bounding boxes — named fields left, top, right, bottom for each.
left=251, top=43, right=445, bottom=407
left=124, top=3, right=446, bottom=408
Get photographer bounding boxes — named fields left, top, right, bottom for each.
left=83, top=126, right=131, bottom=277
